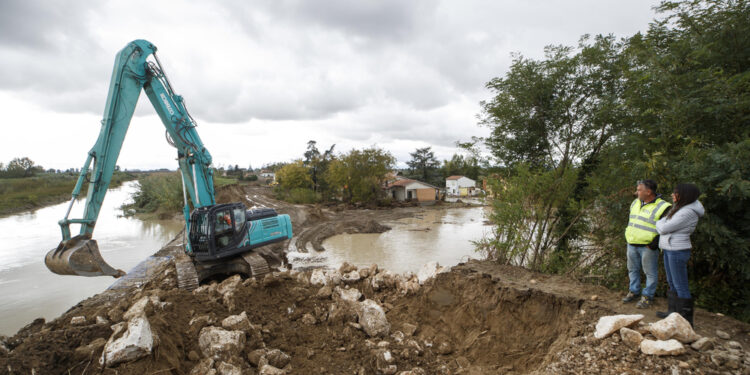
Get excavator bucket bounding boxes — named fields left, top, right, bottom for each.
left=44, top=235, right=126, bottom=277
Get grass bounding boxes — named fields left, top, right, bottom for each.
left=0, top=172, right=135, bottom=217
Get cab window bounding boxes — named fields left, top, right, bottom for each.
left=234, top=208, right=246, bottom=232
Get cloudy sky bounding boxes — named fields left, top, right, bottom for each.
left=0, top=0, right=660, bottom=171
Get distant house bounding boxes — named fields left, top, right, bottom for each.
left=385, top=179, right=439, bottom=202
left=446, top=175, right=476, bottom=196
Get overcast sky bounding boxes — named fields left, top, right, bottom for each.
left=0, top=0, right=661, bottom=171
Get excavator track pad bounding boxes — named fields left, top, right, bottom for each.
left=175, top=251, right=200, bottom=291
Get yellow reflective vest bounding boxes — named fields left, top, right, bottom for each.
left=625, top=197, right=672, bottom=245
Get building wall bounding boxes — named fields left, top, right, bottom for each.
left=415, top=188, right=437, bottom=202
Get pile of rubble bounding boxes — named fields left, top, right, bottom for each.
left=541, top=312, right=749, bottom=374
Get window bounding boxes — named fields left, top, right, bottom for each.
left=233, top=208, right=246, bottom=232
left=215, top=209, right=233, bottom=234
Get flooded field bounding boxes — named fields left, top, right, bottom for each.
left=0, top=181, right=182, bottom=335
left=288, top=206, right=490, bottom=273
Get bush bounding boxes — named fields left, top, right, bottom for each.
left=274, top=187, right=319, bottom=204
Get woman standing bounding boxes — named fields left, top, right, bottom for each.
left=655, top=183, right=704, bottom=326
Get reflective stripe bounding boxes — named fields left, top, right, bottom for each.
left=634, top=215, right=656, bottom=225
left=629, top=214, right=638, bottom=219
left=628, top=222, right=658, bottom=233
left=650, top=200, right=668, bottom=221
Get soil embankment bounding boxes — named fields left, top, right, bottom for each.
left=1, top=186, right=748, bottom=374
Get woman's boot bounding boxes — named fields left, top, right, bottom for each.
left=677, top=297, right=694, bottom=327
left=656, top=290, right=677, bottom=318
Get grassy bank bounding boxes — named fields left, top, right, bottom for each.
left=0, top=172, right=135, bottom=217
left=121, top=172, right=241, bottom=219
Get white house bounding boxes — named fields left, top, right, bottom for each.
left=445, top=175, right=476, bottom=196
left=385, top=179, right=439, bottom=202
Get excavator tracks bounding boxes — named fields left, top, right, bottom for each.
left=242, top=252, right=271, bottom=278
left=175, top=251, right=200, bottom=291
left=174, top=249, right=273, bottom=291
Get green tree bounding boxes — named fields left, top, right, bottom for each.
left=6, top=157, right=40, bottom=178
left=325, top=147, right=395, bottom=203
left=406, top=147, right=440, bottom=185
left=276, top=160, right=313, bottom=190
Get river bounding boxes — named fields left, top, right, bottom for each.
left=288, top=206, right=491, bottom=274
left=0, top=181, right=182, bottom=335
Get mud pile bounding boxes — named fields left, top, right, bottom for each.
left=1, top=259, right=748, bottom=374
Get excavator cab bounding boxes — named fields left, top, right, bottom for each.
left=188, top=203, right=292, bottom=262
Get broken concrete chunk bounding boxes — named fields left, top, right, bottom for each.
left=217, top=274, right=242, bottom=296
left=640, top=339, right=686, bottom=356
left=339, top=261, right=358, bottom=274
left=619, top=327, right=643, bottom=348
left=690, top=337, right=715, bottom=351
left=123, top=296, right=153, bottom=320
left=217, top=361, right=242, bottom=375
left=716, top=329, right=730, bottom=339
left=221, top=311, right=252, bottom=332
left=649, top=312, right=700, bottom=343
left=357, top=299, right=390, bottom=337
left=259, top=364, right=287, bottom=375
left=325, top=269, right=342, bottom=286
left=402, top=323, right=418, bottom=337
left=335, top=286, right=362, bottom=302
left=342, top=270, right=361, bottom=283
left=310, top=269, right=328, bottom=286
left=266, top=348, right=291, bottom=369
left=70, top=316, right=86, bottom=325
left=198, top=327, right=246, bottom=359
left=190, top=358, right=215, bottom=375
left=593, top=314, right=644, bottom=339
left=100, top=316, right=155, bottom=367
left=417, top=261, right=445, bottom=285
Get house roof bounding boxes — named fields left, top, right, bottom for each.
left=386, top=178, right=439, bottom=189
left=446, top=175, right=464, bottom=180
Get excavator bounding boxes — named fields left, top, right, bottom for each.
left=44, top=40, right=292, bottom=289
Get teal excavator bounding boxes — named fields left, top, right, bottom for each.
left=44, top=40, right=292, bottom=288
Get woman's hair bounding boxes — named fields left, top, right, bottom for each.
left=667, top=183, right=701, bottom=219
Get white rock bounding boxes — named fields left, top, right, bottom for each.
left=217, top=361, right=242, bottom=375
left=335, top=286, right=362, bottom=302
left=123, top=296, right=151, bottom=320
left=310, top=269, right=328, bottom=286
left=70, top=316, right=86, bottom=325
left=416, top=262, right=445, bottom=285
left=357, top=299, right=390, bottom=337
left=190, top=358, right=215, bottom=375
left=339, top=262, right=358, bottom=274
left=198, top=327, right=246, bottom=358
left=217, top=275, right=242, bottom=295
left=266, top=348, right=291, bottom=368
left=100, top=316, right=155, bottom=367
left=640, top=339, right=686, bottom=356
left=221, top=311, right=252, bottom=331
left=371, top=270, right=394, bottom=290
left=96, top=316, right=109, bottom=325
left=620, top=327, right=643, bottom=348
left=325, top=269, right=342, bottom=286
left=649, top=312, right=700, bottom=343
left=259, top=364, right=287, bottom=375
left=690, top=337, right=715, bottom=351
left=342, top=270, right=361, bottom=283
left=594, top=314, right=644, bottom=339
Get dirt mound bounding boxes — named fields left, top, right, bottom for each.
left=2, top=259, right=748, bottom=374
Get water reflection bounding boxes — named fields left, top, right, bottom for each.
left=0, top=181, right=182, bottom=335
left=289, top=207, right=491, bottom=274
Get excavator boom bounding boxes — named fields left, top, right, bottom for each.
left=45, top=40, right=217, bottom=277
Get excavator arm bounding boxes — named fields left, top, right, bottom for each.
left=45, top=40, right=216, bottom=277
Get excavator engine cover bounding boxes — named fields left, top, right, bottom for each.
left=45, top=234, right=126, bottom=277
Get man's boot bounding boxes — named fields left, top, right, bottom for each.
left=656, top=290, right=677, bottom=318
left=677, top=297, right=694, bottom=327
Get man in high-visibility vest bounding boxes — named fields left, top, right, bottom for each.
left=623, top=179, right=671, bottom=308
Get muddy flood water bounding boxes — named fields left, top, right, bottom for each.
left=288, top=206, right=491, bottom=274
left=0, top=181, right=182, bottom=335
